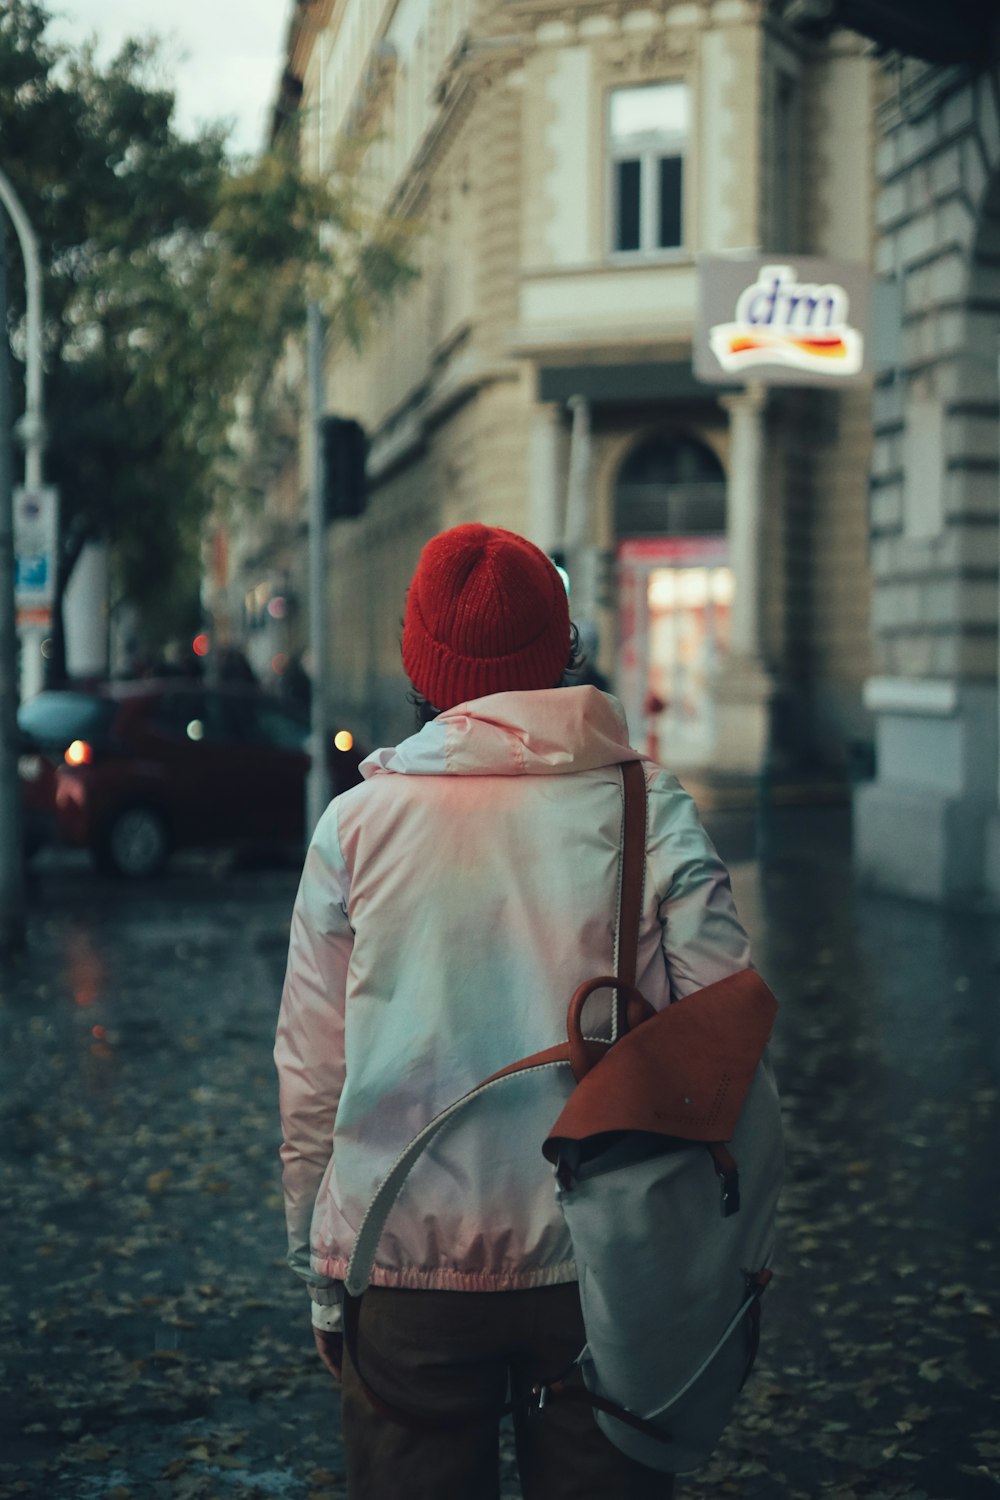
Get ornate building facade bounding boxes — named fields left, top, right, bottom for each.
left=267, top=0, right=878, bottom=794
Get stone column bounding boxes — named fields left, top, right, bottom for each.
left=565, top=394, right=596, bottom=619
left=714, top=385, right=773, bottom=774
left=723, top=386, right=766, bottom=659
left=526, top=403, right=564, bottom=554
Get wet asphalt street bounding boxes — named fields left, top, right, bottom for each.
left=0, top=803, right=998, bottom=1500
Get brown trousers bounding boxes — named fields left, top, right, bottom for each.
left=341, top=1283, right=676, bottom=1500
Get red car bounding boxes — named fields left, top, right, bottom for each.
left=17, top=681, right=364, bottom=878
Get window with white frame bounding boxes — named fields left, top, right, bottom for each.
left=608, top=82, right=689, bottom=256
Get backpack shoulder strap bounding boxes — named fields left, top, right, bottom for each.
left=343, top=1050, right=571, bottom=1297
left=614, top=759, right=647, bottom=1033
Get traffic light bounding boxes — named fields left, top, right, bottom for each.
left=322, top=416, right=368, bottom=522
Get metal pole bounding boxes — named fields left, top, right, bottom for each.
left=306, top=300, right=331, bottom=838
left=0, top=169, right=43, bottom=488
left=0, top=223, right=26, bottom=954
left=0, top=169, right=47, bottom=705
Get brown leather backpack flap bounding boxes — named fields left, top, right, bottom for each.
left=542, top=969, right=777, bottom=1159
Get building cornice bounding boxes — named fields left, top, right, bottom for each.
left=501, top=0, right=716, bottom=25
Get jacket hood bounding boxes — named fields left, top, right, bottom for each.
left=361, top=686, right=641, bottom=779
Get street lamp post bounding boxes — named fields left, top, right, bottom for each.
left=0, top=167, right=45, bottom=955
left=0, top=169, right=43, bottom=488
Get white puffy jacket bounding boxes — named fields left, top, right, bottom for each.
left=274, top=687, right=751, bottom=1309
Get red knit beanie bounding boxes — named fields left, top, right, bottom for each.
left=402, top=524, right=571, bottom=710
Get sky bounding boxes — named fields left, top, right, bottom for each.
left=46, top=0, right=291, bottom=158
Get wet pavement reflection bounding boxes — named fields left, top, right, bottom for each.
left=0, top=812, right=998, bottom=1499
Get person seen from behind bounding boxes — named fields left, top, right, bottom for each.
left=274, top=523, right=753, bottom=1499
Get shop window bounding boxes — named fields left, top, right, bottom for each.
left=615, top=434, right=725, bottom=538
left=608, top=83, right=688, bottom=256
left=617, top=536, right=733, bottom=770
left=615, top=436, right=729, bottom=767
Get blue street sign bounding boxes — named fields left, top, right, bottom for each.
left=15, top=555, right=48, bottom=592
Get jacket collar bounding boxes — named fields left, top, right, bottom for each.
left=361, top=687, right=641, bottom=779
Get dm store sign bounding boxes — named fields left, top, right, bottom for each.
left=695, top=257, right=870, bottom=388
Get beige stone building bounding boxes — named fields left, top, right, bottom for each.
left=263, top=0, right=879, bottom=782
left=832, top=8, right=1000, bottom=906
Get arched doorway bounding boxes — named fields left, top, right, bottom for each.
left=615, top=434, right=732, bottom=768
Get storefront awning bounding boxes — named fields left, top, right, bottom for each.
left=537, top=361, right=735, bottom=405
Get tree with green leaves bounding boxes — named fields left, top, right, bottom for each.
left=0, top=1, right=413, bottom=677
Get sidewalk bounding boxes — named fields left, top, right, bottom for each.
left=702, top=806, right=1000, bottom=1500
left=0, top=810, right=998, bottom=1500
